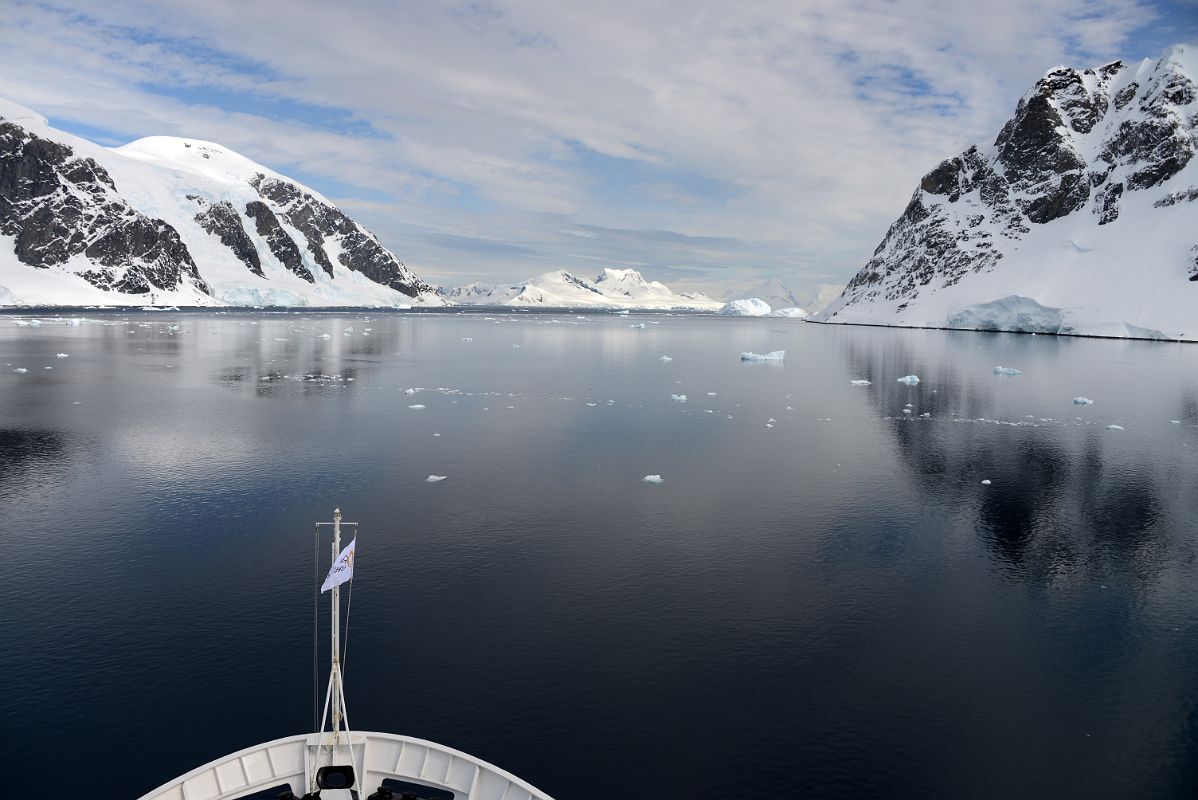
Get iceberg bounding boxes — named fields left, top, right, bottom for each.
left=671, top=394, right=687, bottom=402
left=14, top=367, right=27, bottom=373
left=408, top=404, right=426, bottom=410
left=642, top=474, right=664, bottom=484
left=850, top=379, right=870, bottom=386
left=1072, top=397, right=1094, bottom=405
left=740, top=350, right=785, bottom=361
left=993, top=366, right=1023, bottom=375
left=769, top=307, right=809, bottom=319
left=981, top=479, right=992, bottom=485
left=426, top=475, right=447, bottom=482
left=897, top=375, right=920, bottom=385
left=660, top=355, right=672, bottom=363
left=717, top=298, right=772, bottom=316
left=56, top=353, right=69, bottom=358
left=1106, top=424, right=1125, bottom=430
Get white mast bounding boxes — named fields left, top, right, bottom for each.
left=313, top=508, right=359, bottom=790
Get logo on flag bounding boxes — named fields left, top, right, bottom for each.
left=321, top=538, right=356, bottom=593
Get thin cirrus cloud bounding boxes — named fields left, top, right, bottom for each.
left=0, top=0, right=1188, bottom=298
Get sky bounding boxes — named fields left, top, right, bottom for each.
left=1, top=0, right=1194, bottom=301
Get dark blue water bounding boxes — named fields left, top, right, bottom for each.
left=2, top=310, right=1197, bottom=799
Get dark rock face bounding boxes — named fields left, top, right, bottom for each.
left=250, top=174, right=432, bottom=297
left=245, top=200, right=313, bottom=282
left=1093, top=182, right=1124, bottom=224
left=0, top=119, right=207, bottom=295
left=193, top=199, right=263, bottom=277
left=828, top=50, right=1197, bottom=319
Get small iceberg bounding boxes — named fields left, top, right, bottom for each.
left=660, top=355, right=672, bottom=363
left=740, top=350, right=785, bottom=361
left=1106, top=424, right=1124, bottom=430
left=671, top=394, right=687, bottom=402
left=642, top=474, right=663, bottom=484
left=14, top=368, right=27, bottom=373
left=897, top=375, right=920, bottom=385
left=993, top=366, right=1022, bottom=375
left=461, top=337, right=473, bottom=342
left=403, top=388, right=417, bottom=395
left=1072, top=397, right=1094, bottom=405
left=56, top=353, right=69, bottom=358
left=630, top=323, right=646, bottom=329
left=426, top=475, right=447, bottom=483
left=981, top=479, right=992, bottom=485
left=408, top=404, right=426, bottom=410
left=850, top=379, right=870, bottom=386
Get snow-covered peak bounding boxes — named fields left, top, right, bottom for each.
left=113, top=136, right=319, bottom=197
left=595, top=267, right=648, bottom=286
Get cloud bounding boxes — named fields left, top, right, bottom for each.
left=0, top=0, right=1173, bottom=298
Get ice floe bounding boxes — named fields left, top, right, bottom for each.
left=1072, top=397, right=1094, bottom=405
left=981, top=479, right=992, bottom=485
left=426, top=475, right=447, bottom=483
left=993, top=366, right=1023, bottom=375
left=642, top=474, right=664, bottom=484
left=671, top=394, right=687, bottom=402
left=408, top=404, right=426, bottom=410
left=740, top=350, right=785, bottom=361
left=897, top=375, right=920, bottom=385
left=660, top=355, right=672, bottom=363
left=850, top=379, right=871, bottom=386
left=1106, top=424, right=1124, bottom=430
left=56, top=353, right=69, bottom=358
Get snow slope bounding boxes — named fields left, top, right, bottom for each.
left=815, top=44, right=1198, bottom=340
left=0, top=97, right=440, bottom=307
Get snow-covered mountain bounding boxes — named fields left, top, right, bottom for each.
left=816, top=44, right=1197, bottom=340
left=438, top=267, right=723, bottom=309
left=0, top=97, right=439, bottom=307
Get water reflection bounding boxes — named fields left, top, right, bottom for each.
left=837, top=331, right=1182, bottom=585
left=0, top=428, right=68, bottom=499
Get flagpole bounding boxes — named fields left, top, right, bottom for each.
left=331, top=507, right=342, bottom=741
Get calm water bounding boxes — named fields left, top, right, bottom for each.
left=2, top=310, right=1198, bottom=799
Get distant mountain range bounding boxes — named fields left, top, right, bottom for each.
left=0, top=97, right=439, bottom=307
left=437, top=267, right=724, bottom=310
left=815, top=44, right=1197, bottom=340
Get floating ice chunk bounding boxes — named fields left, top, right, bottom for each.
left=920, top=412, right=930, bottom=418
left=426, top=475, right=447, bottom=482
left=318, top=334, right=332, bottom=340
left=408, top=404, right=426, bottom=410
left=904, top=403, right=914, bottom=408
left=718, top=298, right=771, bottom=316
left=981, top=479, right=992, bottom=485
left=671, top=394, right=687, bottom=402
left=44, top=366, right=52, bottom=370
left=1171, top=420, right=1182, bottom=424
left=512, top=344, right=521, bottom=348
left=56, top=353, right=69, bottom=358
left=740, top=350, right=785, bottom=361
left=850, top=379, right=871, bottom=386
left=897, top=375, right=920, bottom=385
left=461, top=337, right=473, bottom=342
left=902, top=408, right=912, bottom=414
left=13, top=368, right=27, bottom=373
left=767, top=418, right=776, bottom=424
left=403, top=388, right=417, bottom=395
left=1072, top=397, right=1094, bottom=405
left=707, top=392, right=717, bottom=396
left=28, top=320, right=42, bottom=327
left=642, top=474, right=664, bottom=484
left=631, top=323, right=645, bottom=329
left=1106, top=424, right=1124, bottom=430
left=993, top=366, right=1023, bottom=375
left=660, top=356, right=672, bottom=363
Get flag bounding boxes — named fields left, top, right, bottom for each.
left=321, top=538, right=356, bottom=593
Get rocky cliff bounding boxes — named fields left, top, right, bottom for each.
left=817, top=44, right=1197, bottom=340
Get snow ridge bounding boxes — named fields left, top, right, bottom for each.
left=439, top=268, right=723, bottom=310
